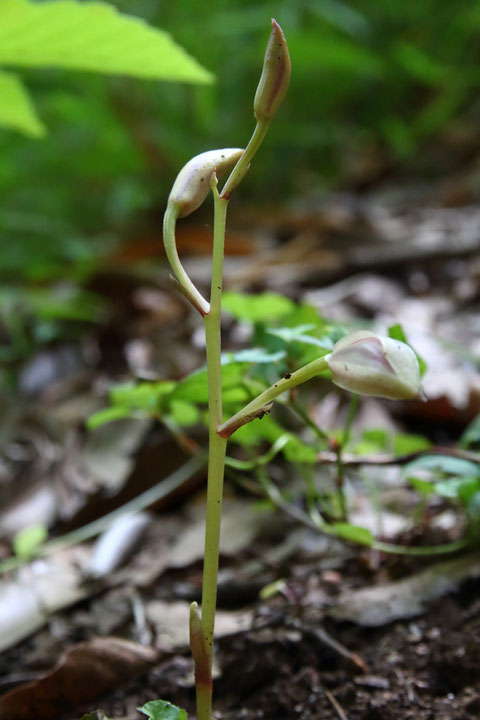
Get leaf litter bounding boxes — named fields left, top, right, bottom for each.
left=2, top=183, right=480, bottom=718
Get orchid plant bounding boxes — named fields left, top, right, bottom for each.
left=163, top=20, right=422, bottom=720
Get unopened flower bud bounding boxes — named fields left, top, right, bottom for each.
left=168, top=148, right=243, bottom=218
left=254, top=19, right=291, bottom=124
left=326, top=331, right=422, bottom=400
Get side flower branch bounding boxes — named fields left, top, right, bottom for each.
left=219, top=332, right=423, bottom=439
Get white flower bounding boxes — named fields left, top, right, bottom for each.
left=167, top=148, right=243, bottom=218
left=326, top=330, right=423, bottom=400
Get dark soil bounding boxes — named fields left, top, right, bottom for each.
left=86, top=572, right=480, bottom=720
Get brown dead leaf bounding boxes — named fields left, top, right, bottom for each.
left=0, top=637, right=158, bottom=720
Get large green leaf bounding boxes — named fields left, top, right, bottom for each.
left=0, top=70, right=46, bottom=136
left=0, top=0, right=213, bottom=83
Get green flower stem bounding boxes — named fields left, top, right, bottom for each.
left=220, top=120, right=269, bottom=199
left=163, top=203, right=210, bottom=316
left=197, top=183, right=229, bottom=720
left=219, top=354, right=331, bottom=439
left=335, top=393, right=359, bottom=521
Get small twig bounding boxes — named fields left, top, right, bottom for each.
left=288, top=618, right=368, bottom=674
left=316, top=446, right=480, bottom=467
left=325, top=688, right=349, bottom=720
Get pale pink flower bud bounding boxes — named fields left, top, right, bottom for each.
left=167, top=148, right=243, bottom=218
left=326, top=331, right=423, bottom=400
left=254, top=19, right=291, bottom=123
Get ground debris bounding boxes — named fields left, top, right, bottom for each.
left=330, top=552, right=480, bottom=626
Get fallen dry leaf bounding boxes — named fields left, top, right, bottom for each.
left=146, top=599, right=252, bottom=651
left=126, top=498, right=268, bottom=587
left=330, top=552, right=480, bottom=626
left=0, top=547, right=90, bottom=652
left=0, top=637, right=158, bottom=720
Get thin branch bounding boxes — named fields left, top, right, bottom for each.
left=315, top=446, right=480, bottom=467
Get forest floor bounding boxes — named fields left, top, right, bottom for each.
left=1, top=177, right=480, bottom=719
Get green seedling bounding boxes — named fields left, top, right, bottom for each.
left=162, top=19, right=422, bottom=720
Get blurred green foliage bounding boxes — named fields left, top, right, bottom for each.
left=2, top=0, right=480, bottom=280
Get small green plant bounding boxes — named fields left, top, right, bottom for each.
left=161, top=20, right=422, bottom=720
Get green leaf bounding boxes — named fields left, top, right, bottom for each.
left=360, top=429, right=388, bottom=450
left=354, top=429, right=431, bottom=456
left=231, top=415, right=317, bottom=463
left=138, top=699, right=187, bottom=720
left=172, top=363, right=248, bottom=404
left=13, top=524, right=48, bottom=559
left=168, top=400, right=200, bottom=427
left=226, top=348, right=286, bottom=364
left=434, top=477, right=480, bottom=500
left=408, top=475, right=435, bottom=496
left=388, top=323, right=427, bottom=377
left=110, top=381, right=175, bottom=411
left=393, top=433, right=431, bottom=455
left=288, top=30, right=383, bottom=78
left=330, top=523, right=374, bottom=546
left=466, top=491, right=480, bottom=520
left=80, top=712, right=111, bottom=720
left=460, top=414, right=480, bottom=449
left=86, top=405, right=133, bottom=429
left=0, top=0, right=213, bottom=83
left=282, top=435, right=317, bottom=464
left=266, top=325, right=334, bottom=351
left=222, top=292, right=295, bottom=322
left=404, top=455, right=480, bottom=478
left=87, top=381, right=177, bottom=428
left=27, top=286, right=106, bottom=323
left=0, top=70, right=46, bottom=137
left=393, top=43, right=446, bottom=86
left=232, top=414, right=284, bottom=447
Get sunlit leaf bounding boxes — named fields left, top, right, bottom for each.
left=0, top=0, right=213, bottom=83
left=0, top=70, right=46, bottom=137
